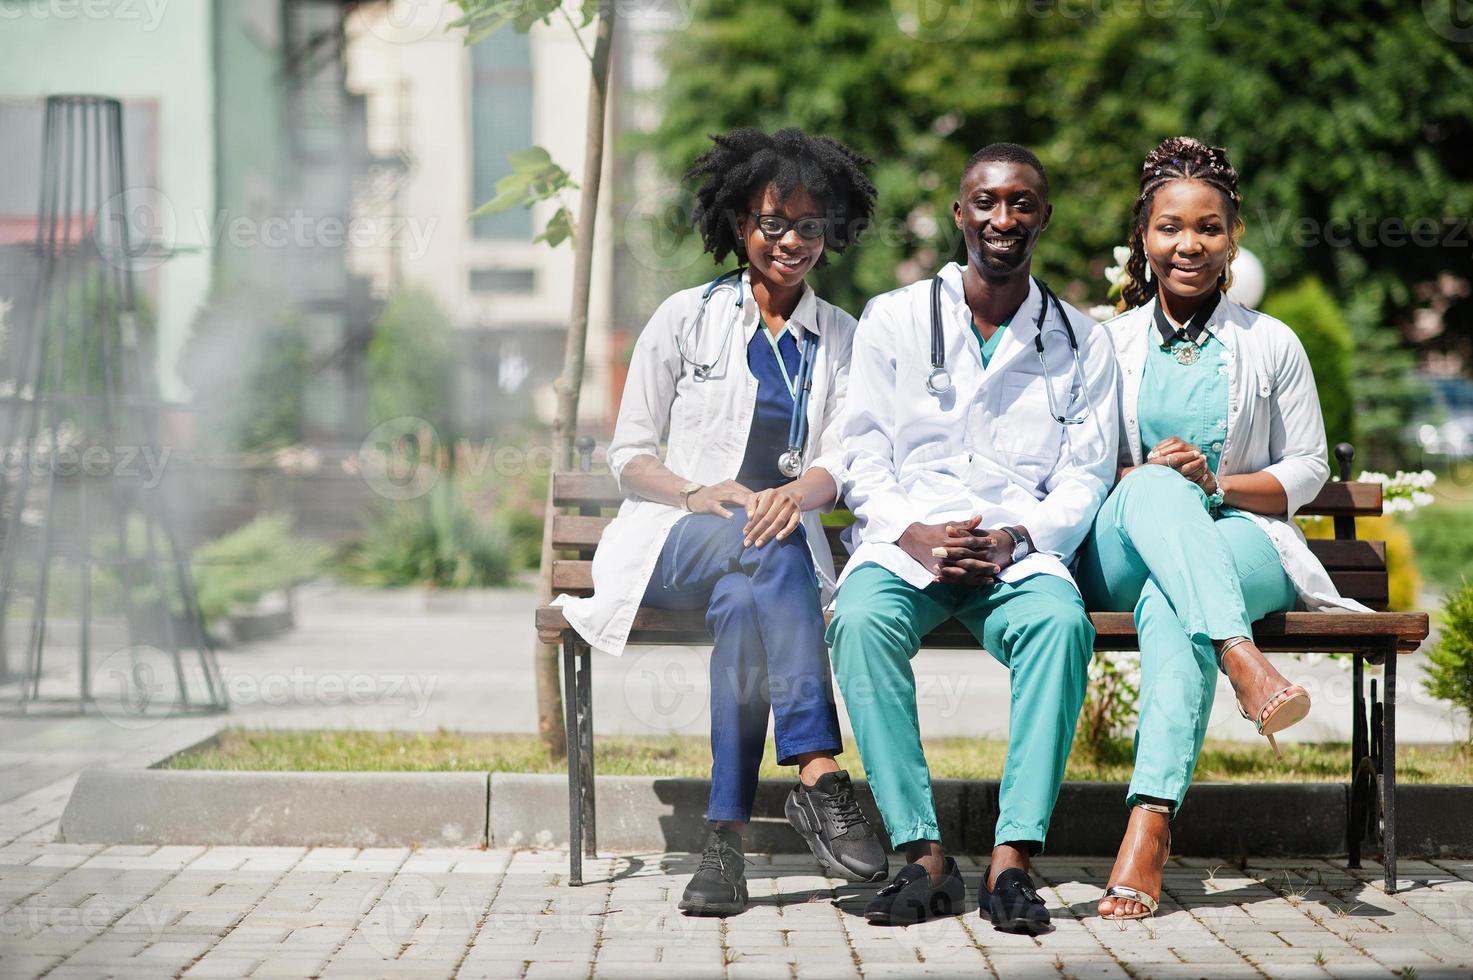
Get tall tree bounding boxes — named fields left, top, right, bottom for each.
left=453, top=0, right=616, bottom=757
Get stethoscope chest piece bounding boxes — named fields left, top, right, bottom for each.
left=926, top=366, right=953, bottom=396
left=777, top=448, right=804, bottom=478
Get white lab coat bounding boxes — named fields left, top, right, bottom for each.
left=837, top=262, right=1121, bottom=594
left=552, top=271, right=856, bottom=657
left=1107, top=295, right=1370, bottom=612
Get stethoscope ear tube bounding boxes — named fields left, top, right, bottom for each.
left=681, top=268, right=746, bottom=381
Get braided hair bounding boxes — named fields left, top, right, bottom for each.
left=1117, top=136, right=1244, bottom=312
left=685, top=127, right=876, bottom=266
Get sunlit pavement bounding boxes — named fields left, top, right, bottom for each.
left=1, top=842, right=1471, bottom=978
left=1, top=584, right=1469, bottom=978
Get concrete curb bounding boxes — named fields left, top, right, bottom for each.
left=487, top=774, right=1359, bottom=857
left=59, top=769, right=487, bottom=848
left=58, top=769, right=1473, bottom=856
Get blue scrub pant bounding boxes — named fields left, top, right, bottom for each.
left=641, top=509, right=843, bottom=822
left=1076, top=465, right=1298, bottom=812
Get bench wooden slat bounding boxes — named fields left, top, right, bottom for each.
left=556, top=516, right=1389, bottom=572
left=1307, top=538, right=1386, bottom=569
left=551, top=558, right=1389, bottom=605
left=536, top=605, right=1427, bottom=656
left=1300, top=480, right=1382, bottom=517
left=552, top=472, right=621, bottom=508
left=551, top=471, right=1385, bottom=518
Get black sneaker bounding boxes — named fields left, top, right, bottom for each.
left=679, top=827, right=747, bottom=916
left=979, top=865, right=1051, bottom=935
left=862, top=857, right=964, bottom=926
left=785, top=770, right=889, bottom=882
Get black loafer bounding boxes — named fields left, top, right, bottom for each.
left=785, top=770, right=889, bottom=882
left=863, top=857, right=964, bottom=926
left=979, top=866, right=1051, bottom=935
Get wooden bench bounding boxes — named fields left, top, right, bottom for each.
left=536, top=441, right=1430, bottom=891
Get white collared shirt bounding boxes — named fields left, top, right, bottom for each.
left=837, top=262, right=1122, bottom=594
left=552, top=270, right=856, bottom=656
left=1107, top=295, right=1370, bottom=612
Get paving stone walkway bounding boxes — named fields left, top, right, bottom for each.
left=2, top=841, right=1472, bottom=979
left=2, top=584, right=1470, bottom=977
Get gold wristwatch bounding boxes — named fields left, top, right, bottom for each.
left=678, top=481, right=703, bottom=511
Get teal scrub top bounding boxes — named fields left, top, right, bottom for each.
left=1138, top=328, right=1231, bottom=473
left=970, top=316, right=1011, bottom=368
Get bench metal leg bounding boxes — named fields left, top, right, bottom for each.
left=577, top=639, right=597, bottom=859
left=1348, top=651, right=1367, bottom=869
left=563, top=635, right=583, bottom=886
left=563, top=635, right=597, bottom=886
left=1382, top=644, right=1398, bottom=894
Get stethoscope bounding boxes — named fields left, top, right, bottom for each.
left=926, top=272, right=1091, bottom=426
left=677, top=268, right=819, bottom=478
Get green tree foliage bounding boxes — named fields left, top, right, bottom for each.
left=1263, top=277, right=1355, bottom=447
left=366, top=286, right=455, bottom=436
left=1425, top=580, right=1473, bottom=744
left=651, top=0, right=1472, bottom=461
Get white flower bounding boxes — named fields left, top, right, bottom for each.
left=1412, top=491, right=1434, bottom=508
left=1088, top=305, right=1116, bottom=322
left=1113, top=246, right=1131, bottom=267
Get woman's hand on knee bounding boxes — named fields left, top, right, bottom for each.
left=743, top=486, right=802, bottom=547
left=1146, top=436, right=1215, bottom=492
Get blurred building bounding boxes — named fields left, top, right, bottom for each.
left=0, top=0, right=693, bottom=448
left=345, top=0, right=621, bottom=434
left=0, top=0, right=382, bottom=441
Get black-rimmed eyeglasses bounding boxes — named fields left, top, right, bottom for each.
left=749, top=212, right=829, bottom=241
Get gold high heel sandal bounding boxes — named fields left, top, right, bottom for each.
left=1099, top=802, right=1172, bottom=920
left=1219, top=636, right=1311, bottom=759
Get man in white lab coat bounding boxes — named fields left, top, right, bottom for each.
left=829, top=143, right=1120, bottom=930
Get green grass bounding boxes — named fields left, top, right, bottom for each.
left=164, top=727, right=1473, bottom=784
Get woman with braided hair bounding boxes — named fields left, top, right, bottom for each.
left=553, top=127, right=887, bottom=915
left=1076, top=136, right=1369, bottom=919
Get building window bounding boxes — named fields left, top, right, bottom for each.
left=469, top=267, right=535, bottom=293
left=470, top=30, right=532, bottom=240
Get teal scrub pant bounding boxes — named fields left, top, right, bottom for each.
left=1076, top=465, right=1298, bottom=813
left=827, top=564, right=1093, bottom=852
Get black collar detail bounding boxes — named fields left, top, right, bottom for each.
left=1154, top=290, right=1222, bottom=346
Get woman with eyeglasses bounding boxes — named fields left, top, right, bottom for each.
left=553, top=127, right=886, bottom=915
left=1077, top=137, right=1369, bottom=920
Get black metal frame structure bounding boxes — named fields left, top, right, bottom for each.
left=0, top=95, right=225, bottom=715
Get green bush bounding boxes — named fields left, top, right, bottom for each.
left=342, top=476, right=514, bottom=588
left=84, top=513, right=326, bottom=628
left=191, top=514, right=331, bottom=624
left=1424, top=580, right=1473, bottom=745
left=1402, top=503, right=1473, bottom=596
left=1262, top=277, right=1354, bottom=451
